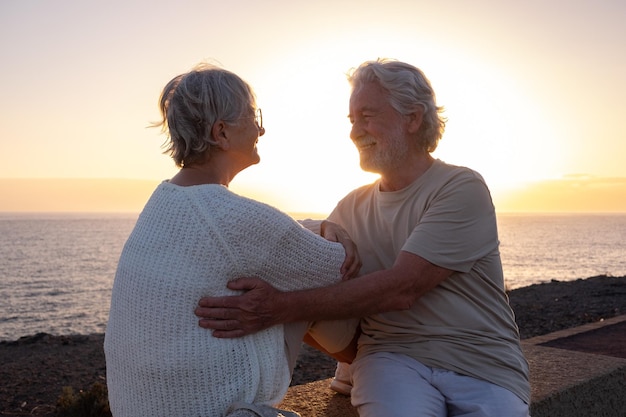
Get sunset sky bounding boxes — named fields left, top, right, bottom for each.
left=1, top=0, right=625, bottom=214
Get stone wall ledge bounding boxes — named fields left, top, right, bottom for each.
left=280, top=315, right=626, bottom=417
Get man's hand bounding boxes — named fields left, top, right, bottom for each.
left=321, top=220, right=361, bottom=280
left=195, top=277, right=283, bottom=338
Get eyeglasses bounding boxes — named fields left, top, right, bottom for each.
left=234, top=108, right=263, bottom=132
left=254, top=108, right=263, bottom=131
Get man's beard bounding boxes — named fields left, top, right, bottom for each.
left=358, top=126, right=409, bottom=174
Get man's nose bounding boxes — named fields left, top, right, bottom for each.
left=350, top=120, right=364, bottom=141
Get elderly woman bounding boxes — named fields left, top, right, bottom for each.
left=104, top=64, right=359, bottom=417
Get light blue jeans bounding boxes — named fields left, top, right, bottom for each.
left=351, top=351, right=530, bottom=417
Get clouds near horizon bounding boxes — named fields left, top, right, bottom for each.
left=1, top=177, right=625, bottom=214
left=494, top=176, right=626, bottom=213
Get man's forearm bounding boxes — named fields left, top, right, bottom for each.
left=275, top=268, right=413, bottom=323
left=276, top=252, right=452, bottom=323
left=197, top=252, right=451, bottom=338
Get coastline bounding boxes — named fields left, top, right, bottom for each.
left=1, top=275, right=624, bottom=416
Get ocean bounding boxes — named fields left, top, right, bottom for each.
left=1, top=212, right=625, bottom=342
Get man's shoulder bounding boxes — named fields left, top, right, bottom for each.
left=338, top=181, right=378, bottom=203
left=431, top=159, right=486, bottom=184
left=433, top=158, right=477, bottom=174
left=328, top=181, right=378, bottom=222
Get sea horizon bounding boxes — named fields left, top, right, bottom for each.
left=1, top=210, right=625, bottom=217
left=1, top=212, right=625, bottom=341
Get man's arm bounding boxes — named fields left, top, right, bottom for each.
left=195, top=250, right=453, bottom=338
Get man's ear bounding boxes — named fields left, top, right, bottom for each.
left=406, top=107, right=424, bottom=134
left=211, top=120, right=230, bottom=150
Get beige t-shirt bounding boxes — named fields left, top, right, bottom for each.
left=328, top=159, right=530, bottom=404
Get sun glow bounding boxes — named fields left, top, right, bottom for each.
left=2, top=1, right=624, bottom=213
left=230, top=37, right=567, bottom=214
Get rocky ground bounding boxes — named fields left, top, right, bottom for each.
left=1, top=275, right=625, bottom=416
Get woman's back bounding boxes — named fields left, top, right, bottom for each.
left=105, top=182, right=345, bottom=416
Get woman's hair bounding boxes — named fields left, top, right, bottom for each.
left=155, top=63, right=257, bottom=167
left=347, top=58, right=447, bottom=153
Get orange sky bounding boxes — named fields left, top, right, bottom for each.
left=1, top=1, right=625, bottom=213
left=1, top=177, right=625, bottom=214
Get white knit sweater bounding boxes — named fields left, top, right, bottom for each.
left=104, top=182, right=345, bottom=417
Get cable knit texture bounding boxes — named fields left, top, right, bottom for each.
left=104, top=182, right=345, bottom=417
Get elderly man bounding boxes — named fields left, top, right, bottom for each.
left=196, top=59, right=530, bottom=417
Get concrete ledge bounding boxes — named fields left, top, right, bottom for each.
left=525, top=315, right=626, bottom=417
left=280, top=315, right=626, bottom=417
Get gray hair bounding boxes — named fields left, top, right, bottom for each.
left=348, top=58, right=446, bottom=153
left=155, top=63, right=257, bottom=167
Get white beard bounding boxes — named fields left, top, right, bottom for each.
left=358, top=125, right=410, bottom=174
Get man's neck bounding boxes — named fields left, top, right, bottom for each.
left=379, top=153, right=434, bottom=192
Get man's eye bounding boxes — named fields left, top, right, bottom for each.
left=347, top=113, right=375, bottom=124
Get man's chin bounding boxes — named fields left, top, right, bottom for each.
left=359, top=161, right=380, bottom=174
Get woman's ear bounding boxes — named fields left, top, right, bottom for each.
left=211, top=120, right=230, bottom=150
left=406, top=107, right=424, bottom=134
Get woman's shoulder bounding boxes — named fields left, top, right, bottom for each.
left=149, top=182, right=300, bottom=232
left=206, top=187, right=299, bottom=229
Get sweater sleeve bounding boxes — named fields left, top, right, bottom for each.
left=297, top=218, right=323, bottom=235
left=260, top=218, right=345, bottom=291
left=211, top=192, right=346, bottom=292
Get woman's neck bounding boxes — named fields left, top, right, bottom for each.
left=169, top=164, right=234, bottom=187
